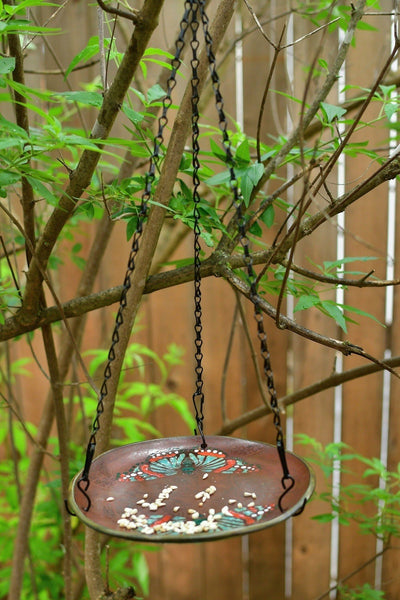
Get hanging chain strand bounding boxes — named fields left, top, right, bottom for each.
left=198, top=0, right=294, bottom=505
left=77, top=6, right=192, bottom=511
left=189, top=1, right=207, bottom=449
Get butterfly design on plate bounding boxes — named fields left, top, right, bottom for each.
left=117, top=447, right=259, bottom=482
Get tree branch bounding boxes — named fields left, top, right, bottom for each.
left=218, top=354, right=400, bottom=436
left=18, top=0, right=163, bottom=327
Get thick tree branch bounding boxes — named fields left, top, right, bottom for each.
left=18, top=0, right=163, bottom=327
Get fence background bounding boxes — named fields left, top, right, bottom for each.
left=9, top=1, right=400, bottom=598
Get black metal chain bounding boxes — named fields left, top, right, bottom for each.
left=189, top=2, right=207, bottom=449
left=77, top=4, right=193, bottom=511
left=197, top=0, right=295, bottom=507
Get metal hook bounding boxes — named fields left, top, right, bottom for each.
left=194, top=420, right=207, bottom=449
left=278, top=474, right=295, bottom=513
left=64, top=498, right=77, bottom=517
left=77, top=477, right=92, bottom=512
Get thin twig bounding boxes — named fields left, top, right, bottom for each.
left=220, top=302, right=239, bottom=423
left=313, top=546, right=391, bottom=600
left=234, top=291, right=270, bottom=409
left=256, top=25, right=286, bottom=162
left=96, top=0, right=140, bottom=24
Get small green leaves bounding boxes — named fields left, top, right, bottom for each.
left=241, top=162, right=264, bottom=206
left=65, top=36, right=99, bottom=78
left=0, top=56, right=15, bottom=74
left=320, top=101, right=347, bottom=123
left=56, top=90, right=103, bottom=108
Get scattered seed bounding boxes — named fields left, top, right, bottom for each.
left=173, top=506, right=180, bottom=512
left=143, top=493, right=149, bottom=499
left=237, top=502, right=243, bottom=508
left=188, top=508, right=196, bottom=514
left=228, top=499, right=236, bottom=504
left=195, top=492, right=204, bottom=499
left=149, top=503, right=158, bottom=511
left=191, top=511, right=199, bottom=519
left=106, top=496, right=115, bottom=502
left=136, top=499, right=145, bottom=505
left=202, top=473, right=209, bottom=479
left=247, top=501, right=255, bottom=507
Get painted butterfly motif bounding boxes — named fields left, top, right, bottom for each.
left=117, top=503, right=275, bottom=536
left=117, top=447, right=259, bottom=482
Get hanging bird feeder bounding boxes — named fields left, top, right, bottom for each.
left=68, top=0, right=314, bottom=542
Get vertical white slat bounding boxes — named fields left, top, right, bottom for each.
left=234, top=7, right=251, bottom=600
left=375, top=17, right=397, bottom=584
left=284, top=9, right=295, bottom=599
left=329, top=26, right=346, bottom=599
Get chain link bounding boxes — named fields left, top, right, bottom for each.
left=188, top=2, right=207, bottom=449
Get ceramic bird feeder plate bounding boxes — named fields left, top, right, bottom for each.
left=69, top=435, right=315, bottom=542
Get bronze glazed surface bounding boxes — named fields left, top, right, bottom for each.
left=70, top=436, right=314, bottom=542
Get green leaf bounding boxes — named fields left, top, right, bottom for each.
left=341, top=303, right=384, bottom=327
left=259, top=204, right=274, bottom=228
left=209, top=137, right=227, bottom=161
left=122, top=104, right=144, bottom=125
left=384, top=102, right=398, bottom=121
left=320, top=300, right=347, bottom=332
left=132, top=552, right=149, bottom=596
left=249, top=220, right=262, bottom=237
left=322, top=255, right=377, bottom=273
left=312, top=513, right=335, bottom=523
left=0, top=170, right=20, bottom=187
left=320, top=101, right=347, bottom=123
left=25, top=176, right=57, bottom=205
left=147, top=83, right=166, bottom=105
left=294, top=294, right=319, bottom=312
left=241, top=162, right=264, bottom=205
left=65, top=36, right=99, bottom=79
left=0, top=56, right=15, bottom=74
left=57, top=91, right=103, bottom=107
left=236, top=138, right=250, bottom=164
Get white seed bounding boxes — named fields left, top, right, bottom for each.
left=106, top=496, right=115, bottom=502
left=188, top=508, right=196, bottom=514
left=199, top=502, right=204, bottom=507
left=247, top=501, right=255, bottom=507
left=143, top=493, right=149, bottom=499
left=136, top=499, right=145, bottom=504
left=195, top=492, right=204, bottom=499
left=228, top=499, right=236, bottom=504
left=202, top=473, right=209, bottom=479
left=149, top=503, right=158, bottom=511
left=237, top=503, right=243, bottom=508
left=191, top=511, right=199, bottom=519
left=173, top=506, right=180, bottom=512
left=244, top=492, right=252, bottom=497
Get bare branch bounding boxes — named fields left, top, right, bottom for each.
left=218, top=354, right=400, bottom=436
left=96, top=0, right=141, bottom=24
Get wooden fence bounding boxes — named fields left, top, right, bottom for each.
left=9, top=1, right=400, bottom=598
